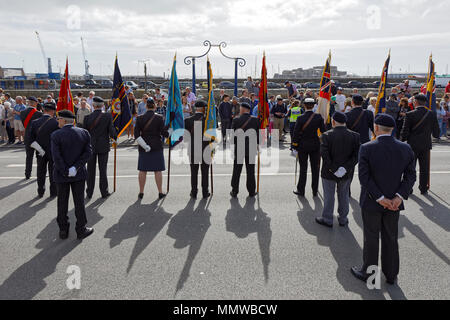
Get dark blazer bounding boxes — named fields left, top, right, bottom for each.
left=400, top=106, right=440, bottom=152
left=29, top=114, right=59, bottom=157
left=358, top=136, right=416, bottom=213
left=83, top=110, right=117, bottom=154
left=134, top=110, right=169, bottom=152
left=346, top=107, right=374, bottom=144
left=292, top=111, right=326, bottom=151
left=320, top=126, right=360, bottom=181
left=184, top=113, right=211, bottom=164
left=232, top=113, right=260, bottom=161
left=51, top=125, right=92, bottom=184
left=21, top=107, right=43, bottom=147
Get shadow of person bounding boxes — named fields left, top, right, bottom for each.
left=296, top=197, right=388, bottom=300
left=104, top=199, right=172, bottom=274
left=167, top=198, right=211, bottom=296
left=0, top=196, right=54, bottom=237
left=225, top=196, right=272, bottom=283
left=349, top=196, right=364, bottom=230
left=0, top=180, right=35, bottom=202
left=85, top=198, right=106, bottom=228
left=410, top=194, right=450, bottom=232
left=0, top=218, right=80, bottom=300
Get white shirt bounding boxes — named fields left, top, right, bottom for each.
left=368, top=105, right=376, bottom=114
left=0, top=105, right=4, bottom=120
left=335, top=94, right=346, bottom=112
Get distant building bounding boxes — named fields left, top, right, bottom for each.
left=0, top=67, right=25, bottom=79
left=274, top=66, right=347, bottom=79
left=389, top=73, right=428, bottom=79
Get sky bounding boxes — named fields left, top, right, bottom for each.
left=1, top=0, right=449, bottom=79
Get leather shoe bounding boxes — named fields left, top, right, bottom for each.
left=339, top=221, right=349, bottom=227
left=138, top=193, right=144, bottom=199
left=59, top=228, right=69, bottom=240
left=102, top=192, right=112, bottom=199
left=315, top=217, right=333, bottom=228
left=77, top=227, right=94, bottom=240
left=230, top=191, right=238, bottom=198
left=203, top=192, right=211, bottom=199
left=293, top=190, right=304, bottom=197
left=190, top=191, right=197, bottom=199
left=248, top=192, right=258, bottom=198
left=420, top=190, right=428, bottom=195
left=158, top=193, right=167, bottom=200
left=351, top=266, right=369, bottom=282
left=386, top=278, right=397, bottom=285
left=86, top=193, right=92, bottom=200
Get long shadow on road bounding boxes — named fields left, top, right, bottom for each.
left=0, top=180, right=35, bottom=202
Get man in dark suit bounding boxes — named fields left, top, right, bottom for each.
left=316, top=112, right=360, bottom=228
left=21, top=96, right=43, bottom=180
left=291, top=98, right=326, bottom=197
left=29, top=102, right=59, bottom=198
left=83, top=97, right=117, bottom=199
left=230, top=102, right=260, bottom=198
left=352, top=114, right=416, bottom=285
left=346, top=94, right=374, bottom=144
left=184, top=100, right=211, bottom=199
left=51, top=110, right=94, bottom=240
left=400, top=94, right=440, bottom=195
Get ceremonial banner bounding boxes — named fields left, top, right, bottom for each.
left=165, top=55, right=184, bottom=147
left=375, top=50, right=391, bottom=114
left=204, top=58, right=217, bottom=141
left=111, top=55, right=132, bottom=137
left=56, top=58, right=74, bottom=113
left=317, top=52, right=332, bottom=123
left=426, top=54, right=436, bottom=112
left=258, top=53, right=270, bottom=129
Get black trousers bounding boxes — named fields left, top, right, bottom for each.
left=86, top=152, right=109, bottom=197
left=231, top=159, right=256, bottom=195
left=190, top=163, right=210, bottom=194
left=296, top=149, right=320, bottom=195
left=36, top=154, right=56, bottom=196
left=25, top=145, right=36, bottom=178
left=221, top=119, right=232, bottom=143
left=362, top=209, right=400, bottom=281
left=7, top=126, right=15, bottom=143
left=414, top=149, right=430, bottom=193
left=56, top=180, right=88, bottom=232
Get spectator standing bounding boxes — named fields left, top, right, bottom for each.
left=86, top=91, right=95, bottom=108
left=271, top=96, right=287, bottom=141
left=3, top=102, right=15, bottom=144
left=0, top=102, right=6, bottom=143
left=335, top=87, right=346, bottom=112
left=138, top=95, right=149, bottom=116
left=218, top=94, right=233, bottom=145
left=76, top=98, right=92, bottom=127
left=13, top=96, right=27, bottom=144
left=186, top=87, right=197, bottom=107
left=245, top=77, right=255, bottom=94
left=285, top=81, right=298, bottom=99
left=445, top=81, right=450, bottom=94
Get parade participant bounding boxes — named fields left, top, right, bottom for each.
left=185, top=100, right=211, bottom=199
left=230, top=102, right=260, bottom=198
left=287, top=100, right=302, bottom=153
left=29, top=102, right=59, bottom=198
left=400, top=94, right=440, bottom=195
left=83, top=97, right=117, bottom=199
left=316, top=112, right=360, bottom=228
left=292, top=98, right=325, bottom=197
left=218, top=94, right=233, bottom=146
left=51, top=110, right=94, bottom=240
left=134, top=98, right=169, bottom=200
left=271, top=96, right=287, bottom=142
left=352, top=114, right=416, bottom=285
left=21, top=96, right=43, bottom=180
left=346, top=94, right=374, bottom=144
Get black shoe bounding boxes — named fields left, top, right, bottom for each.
left=293, top=190, right=304, bottom=197
left=248, top=192, right=258, bottom=198
left=138, top=193, right=144, bottom=199
left=86, top=193, right=92, bottom=200
left=77, top=227, right=94, bottom=240
left=315, top=217, right=333, bottom=228
left=203, top=192, right=211, bottom=199
left=102, top=192, right=111, bottom=199
left=339, top=221, right=349, bottom=227
left=420, top=190, right=428, bottom=195
left=37, top=193, right=44, bottom=199
left=159, top=193, right=166, bottom=200
left=230, top=191, right=238, bottom=198
left=59, top=227, right=69, bottom=240
left=386, top=277, right=397, bottom=285
left=351, top=266, right=369, bottom=282
left=25, top=176, right=30, bottom=180
left=49, top=193, right=57, bottom=198
left=190, top=191, right=197, bottom=199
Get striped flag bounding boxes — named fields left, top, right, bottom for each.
left=56, top=58, right=74, bottom=113
left=317, top=51, right=332, bottom=123
left=204, top=57, right=217, bottom=141
left=111, top=55, right=132, bottom=137
left=165, top=54, right=184, bottom=147
left=258, top=52, right=270, bottom=129
left=375, top=50, right=391, bottom=115
left=426, top=54, right=436, bottom=112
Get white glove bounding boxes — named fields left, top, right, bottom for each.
left=167, top=128, right=174, bottom=137
left=31, top=141, right=45, bottom=157
left=334, top=167, right=347, bottom=178
left=68, top=167, right=77, bottom=177
left=136, top=137, right=151, bottom=153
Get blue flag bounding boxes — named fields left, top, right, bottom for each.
left=165, top=55, right=184, bottom=147
left=204, top=58, right=217, bottom=141
left=111, top=55, right=132, bottom=137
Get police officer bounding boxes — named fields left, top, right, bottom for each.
left=230, top=102, right=260, bottom=198
left=346, top=94, right=374, bottom=144
left=83, top=97, right=117, bottom=199
left=21, top=96, right=43, bottom=180
left=51, top=110, right=94, bottom=240
left=352, top=114, right=416, bottom=285
left=287, top=100, right=302, bottom=153
left=400, top=94, right=440, bottom=195
left=29, top=102, right=59, bottom=198
left=292, top=98, right=325, bottom=197
left=185, top=100, right=211, bottom=199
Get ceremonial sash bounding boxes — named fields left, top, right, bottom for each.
left=23, top=108, right=37, bottom=129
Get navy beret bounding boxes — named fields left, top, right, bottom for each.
left=352, top=94, right=364, bottom=105
left=195, top=100, right=207, bottom=109
left=414, top=94, right=427, bottom=102
left=375, top=113, right=396, bottom=128
left=332, top=111, right=347, bottom=124
left=58, top=110, right=75, bottom=119
left=240, top=102, right=251, bottom=110
left=43, top=102, right=56, bottom=110
left=93, top=96, right=104, bottom=103
left=28, top=96, right=38, bottom=103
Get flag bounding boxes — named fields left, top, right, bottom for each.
left=317, top=51, right=332, bottom=123
left=204, top=58, right=217, bottom=141
left=375, top=50, right=391, bottom=115
left=258, top=53, right=270, bottom=129
left=111, top=55, right=132, bottom=138
left=426, top=54, right=436, bottom=112
left=56, top=58, right=74, bottom=113
left=165, top=54, right=184, bottom=147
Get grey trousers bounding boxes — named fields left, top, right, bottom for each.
left=321, top=178, right=351, bottom=225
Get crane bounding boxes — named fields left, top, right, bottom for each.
left=35, top=31, right=52, bottom=74
left=81, top=37, right=93, bottom=80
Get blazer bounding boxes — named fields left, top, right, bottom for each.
left=184, top=113, right=211, bottom=164
left=346, top=107, right=374, bottom=144
left=83, top=110, right=117, bottom=154
left=134, top=110, right=169, bottom=152
left=358, top=136, right=416, bottom=213
left=21, top=107, right=43, bottom=147
left=51, top=125, right=92, bottom=184
left=320, top=126, right=360, bottom=181
left=29, top=114, right=59, bottom=157
left=292, top=111, right=326, bottom=152
left=232, top=113, right=260, bottom=162
left=400, top=106, right=440, bottom=152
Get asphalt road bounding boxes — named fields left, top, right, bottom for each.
left=0, top=139, right=449, bottom=300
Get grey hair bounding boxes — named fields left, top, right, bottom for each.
left=377, top=124, right=393, bottom=133
left=93, top=101, right=104, bottom=108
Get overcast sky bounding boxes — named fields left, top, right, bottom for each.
left=1, top=0, right=449, bottom=78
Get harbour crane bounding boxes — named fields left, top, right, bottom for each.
left=81, top=37, right=93, bottom=80
left=35, top=31, right=53, bottom=74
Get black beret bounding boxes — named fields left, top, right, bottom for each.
left=375, top=113, right=396, bottom=128
left=240, top=102, right=251, bottom=110
left=195, top=100, right=208, bottom=109
left=414, top=94, right=427, bottom=103
left=146, top=98, right=155, bottom=107
left=43, top=102, right=56, bottom=110
left=58, top=110, right=76, bottom=119
left=93, top=96, right=104, bottom=103
left=352, top=94, right=364, bottom=105
left=28, top=96, right=38, bottom=103
left=332, top=111, right=347, bottom=124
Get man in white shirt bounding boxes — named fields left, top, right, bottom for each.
left=86, top=91, right=95, bottom=108
left=335, top=87, right=347, bottom=112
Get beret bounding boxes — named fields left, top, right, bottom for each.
left=146, top=98, right=155, bottom=106
left=375, top=113, right=396, bottom=128
left=240, top=102, right=251, bottom=110
left=58, top=110, right=75, bottom=119
left=93, top=96, right=104, bottom=103
left=304, top=98, right=315, bottom=104
left=195, top=100, right=208, bottom=109
left=332, top=111, right=347, bottom=124
left=414, top=93, right=427, bottom=102
left=43, top=102, right=56, bottom=110
left=28, top=96, right=38, bottom=103
left=352, top=94, right=364, bottom=104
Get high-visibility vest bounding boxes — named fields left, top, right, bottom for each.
left=289, top=107, right=302, bottom=122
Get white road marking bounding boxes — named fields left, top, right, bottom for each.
left=6, top=164, right=37, bottom=168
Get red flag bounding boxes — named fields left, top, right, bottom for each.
left=258, top=53, right=270, bottom=129
left=317, top=51, right=331, bottom=124
left=57, top=58, right=74, bottom=113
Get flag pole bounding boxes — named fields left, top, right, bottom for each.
left=167, top=146, right=171, bottom=194
left=113, top=141, right=117, bottom=192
